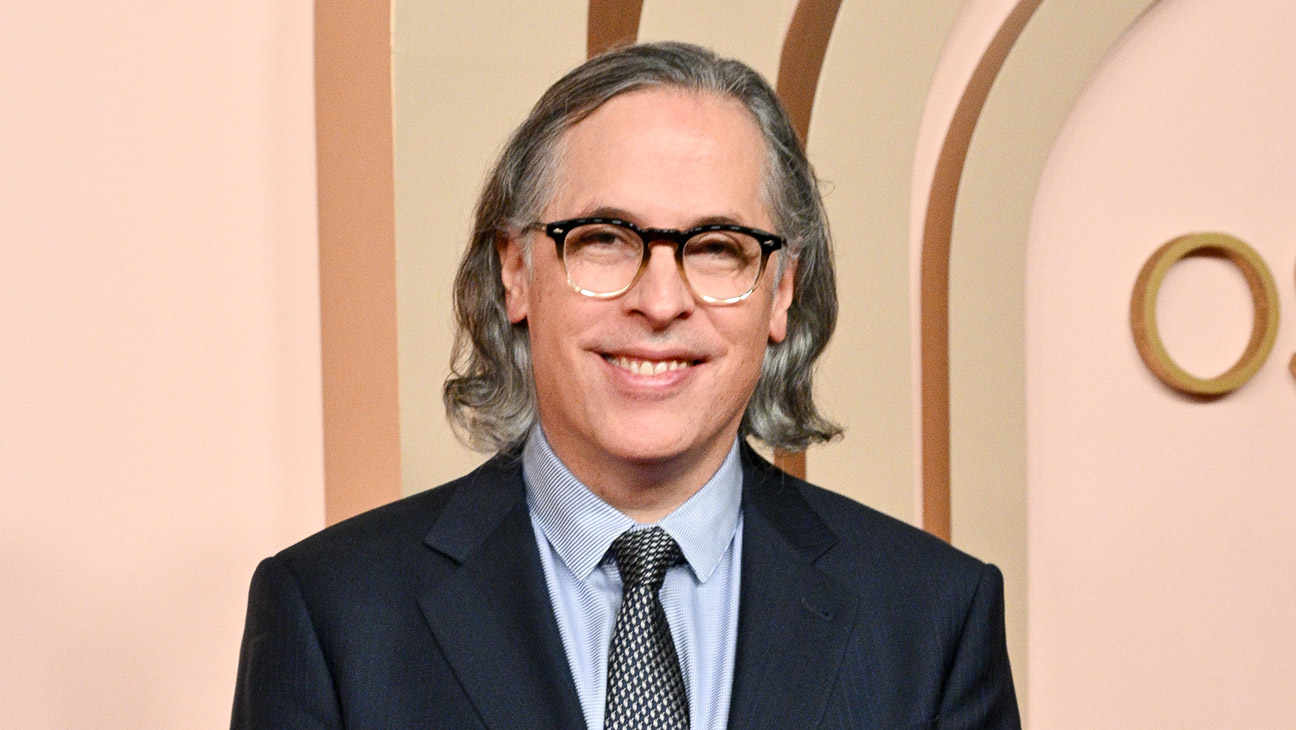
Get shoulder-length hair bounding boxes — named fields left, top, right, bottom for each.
left=444, top=41, right=840, bottom=453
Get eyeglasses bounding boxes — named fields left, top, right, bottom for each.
left=529, top=217, right=785, bottom=304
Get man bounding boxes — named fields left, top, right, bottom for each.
left=233, top=42, right=1019, bottom=730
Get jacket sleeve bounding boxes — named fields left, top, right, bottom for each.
left=936, top=563, right=1021, bottom=730
left=231, top=555, right=343, bottom=730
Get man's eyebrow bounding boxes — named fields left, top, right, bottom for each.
left=576, top=206, right=749, bottom=229
left=578, top=206, right=641, bottom=222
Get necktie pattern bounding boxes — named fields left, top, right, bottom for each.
left=603, top=527, right=690, bottom=730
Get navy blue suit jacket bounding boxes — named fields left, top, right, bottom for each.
left=232, top=445, right=1020, bottom=729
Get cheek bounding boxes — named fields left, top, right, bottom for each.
left=725, top=315, right=776, bottom=372
left=526, top=286, right=595, bottom=364
left=520, top=267, right=566, bottom=333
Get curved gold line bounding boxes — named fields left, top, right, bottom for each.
left=918, top=0, right=1043, bottom=541
left=772, top=0, right=843, bottom=478
left=587, top=0, right=645, bottom=58
left=776, top=0, right=845, bottom=144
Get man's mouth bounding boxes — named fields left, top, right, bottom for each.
left=603, top=355, right=698, bottom=376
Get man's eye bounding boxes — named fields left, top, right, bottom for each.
left=687, top=235, right=753, bottom=262
left=569, top=225, right=637, bottom=249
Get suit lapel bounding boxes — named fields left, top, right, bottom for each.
left=417, top=460, right=587, bottom=730
left=727, top=449, right=861, bottom=730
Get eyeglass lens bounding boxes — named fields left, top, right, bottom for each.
left=562, top=222, right=764, bottom=300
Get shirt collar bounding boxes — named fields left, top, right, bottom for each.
left=523, top=425, right=742, bottom=583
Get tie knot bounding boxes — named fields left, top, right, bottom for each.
left=610, top=526, right=682, bottom=588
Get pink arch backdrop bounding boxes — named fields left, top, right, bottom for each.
left=5, top=1, right=1292, bottom=727
left=1025, top=0, right=1296, bottom=725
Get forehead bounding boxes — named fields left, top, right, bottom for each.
left=544, top=87, right=772, bottom=229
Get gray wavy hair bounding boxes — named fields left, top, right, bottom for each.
left=444, top=41, right=841, bottom=453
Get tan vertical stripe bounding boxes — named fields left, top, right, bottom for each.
left=316, top=0, right=403, bottom=525
left=776, top=0, right=843, bottom=144
left=772, top=0, right=843, bottom=479
left=587, top=0, right=644, bottom=58
left=918, top=0, right=1042, bottom=541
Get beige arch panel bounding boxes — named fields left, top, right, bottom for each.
left=949, top=0, right=1157, bottom=554
left=921, top=0, right=1159, bottom=715
left=916, top=0, right=1044, bottom=542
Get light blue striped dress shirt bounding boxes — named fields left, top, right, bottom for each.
left=523, top=427, right=743, bottom=730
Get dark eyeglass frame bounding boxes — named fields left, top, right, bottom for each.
left=529, top=217, right=786, bottom=304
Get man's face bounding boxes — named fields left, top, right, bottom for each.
left=499, top=88, right=794, bottom=494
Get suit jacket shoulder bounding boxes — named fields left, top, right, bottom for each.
left=272, top=454, right=503, bottom=583
left=732, top=445, right=1020, bottom=730
left=232, top=452, right=586, bottom=730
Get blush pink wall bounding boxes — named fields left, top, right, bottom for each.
left=0, top=3, right=323, bottom=728
left=1025, top=0, right=1296, bottom=726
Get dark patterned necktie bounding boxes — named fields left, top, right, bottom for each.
left=603, top=527, right=690, bottom=730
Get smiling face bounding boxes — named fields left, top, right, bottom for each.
left=499, top=87, right=794, bottom=515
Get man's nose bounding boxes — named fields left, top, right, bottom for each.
left=622, top=243, right=694, bottom=326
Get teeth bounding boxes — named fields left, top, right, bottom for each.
left=607, top=356, right=693, bottom=375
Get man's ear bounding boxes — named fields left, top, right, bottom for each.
left=767, top=255, right=796, bottom=343
left=497, top=233, right=529, bottom=324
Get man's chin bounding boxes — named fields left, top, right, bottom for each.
left=596, top=428, right=731, bottom=475
left=600, top=437, right=691, bottom=468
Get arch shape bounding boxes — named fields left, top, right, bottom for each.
left=916, top=0, right=1160, bottom=714
left=914, top=0, right=1044, bottom=540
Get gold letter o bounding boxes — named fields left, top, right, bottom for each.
left=1130, top=232, right=1280, bottom=396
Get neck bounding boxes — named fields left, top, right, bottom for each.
left=587, top=461, right=712, bottom=523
